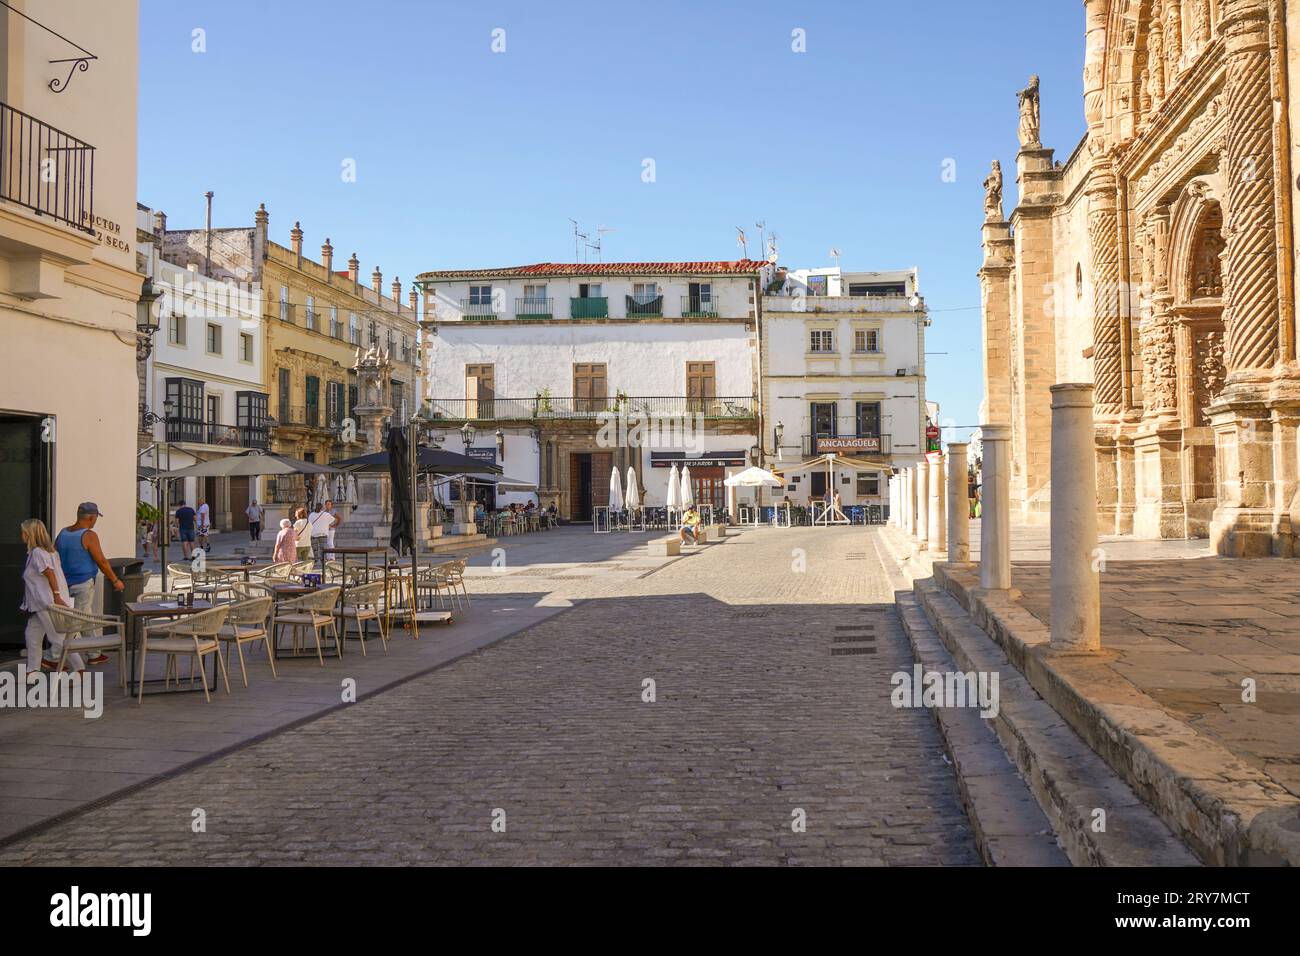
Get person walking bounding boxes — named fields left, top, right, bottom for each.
left=272, top=518, right=297, bottom=564
left=174, top=500, right=197, bottom=559
left=308, top=500, right=339, bottom=566
left=292, top=508, right=313, bottom=562
left=196, top=498, right=211, bottom=551
left=20, top=518, right=81, bottom=671
left=54, top=503, right=124, bottom=667
left=244, top=499, right=264, bottom=542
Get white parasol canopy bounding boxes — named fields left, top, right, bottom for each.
left=625, top=467, right=640, bottom=511
left=315, top=473, right=329, bottom=502
left=666, top=464, right=682, bottom=512
left=608, top=466, right=624, bottom=511
left=679, top=465, right=695, bottom=508
left=345, top=473, right=357, bottom=504
left=723, top=466, right=784, bottom=487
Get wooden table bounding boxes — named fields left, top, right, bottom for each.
left=124, top=599, right=216, bottom=695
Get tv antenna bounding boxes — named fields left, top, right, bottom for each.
left=591, top=225, right=615, bottom=263
left=755, top=221, right=766, bottom=261
left=830, top=246, right=842, bottom=268
left=767, top=231, right=780, bottom=263
left=736, top=226, right=748, bottom=259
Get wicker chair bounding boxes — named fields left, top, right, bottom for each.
left=336, top=581, right=388, bottom=656
left=270, top=586, right=341, bottom=666
left=444, top=559, right=471, bottom=608
left=166, top=563, right=195, bottom=592
left=43, top=606, right=128, bottom=694
left=415, top=563, right=457, bottom=612
left=137, top=604, right=232, bottom=703
left=217, top=596, right=277, bottom=687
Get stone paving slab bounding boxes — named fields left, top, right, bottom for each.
left=0, top=597, right=566, bottom=846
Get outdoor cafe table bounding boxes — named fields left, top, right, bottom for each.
left=321, top=546, right=388, bottom=608
left=124, top=599, right=216, bottom=696
left=210, top=563, right=269, bottom=582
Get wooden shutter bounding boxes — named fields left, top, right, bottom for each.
left=591, top=452, right=612, bottom=507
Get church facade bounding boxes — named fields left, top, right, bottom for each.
left=980, top=0, right=1300, bottom=556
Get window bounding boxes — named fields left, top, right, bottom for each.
left=237, top=391, right=268, bottom=448
left=848, top=282, right=905, bottom=297
left=277, top=367, right=290, bottom=421
left=239, top=332, right=253, bottom=362
left=632, top=282, right=657, bottom=300
left=279, top=285, right=289, bottom=322
left=466, top=364, right=495, bottom=417
left=305, top=375, right=320, bottom=427
left=810, top=401, right=837, bottom=437
left=330, top=305, right=340, bottom=338
left=578, top=283, right=602, bottom=298
left=857, top=472, right=881, bottom=497
left=349, top=312, right=359, bottom=344
left=855, top=401, right=882, bottom=438
left=853, top=328, right=880, bottom=353
left=468, top=285, right=493, bottom=305
left=305, top=295, right=317, bottom=331
left=401, top=334, right=410, bottom=362
left=686, top=361, right=716, bottom=412
left=522, top=283, right=547, bottom=303
left=387, top=328, right=396, bottom=354
left=347, top=384, right=358, bottom=418
left=206, top=322, right=222, bottom=355
left=166, top=377, right=205, bottom=442
left=368, top=320, right=378, bottom=346
left=206, top=395, right=221, bottom=424
left=574, top=362, right=608, bottom=412
left=168, top=313, right=186, bottom=346
left=327, top=382, right=345, bottom=427
left=810, top=329, right=835, bottom=352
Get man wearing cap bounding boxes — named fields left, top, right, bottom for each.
left=55, top=503, right=125, bottom=666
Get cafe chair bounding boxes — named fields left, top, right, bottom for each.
left=166, top=563, right=195, bottom=593
left=217, top=596, right=277, bottom=687
left=271, top=586, right=342, bottom=666
left=43, top=606, right=129, bottom=695
left=445, top=559, right=471, bottom=608
left=336, top=581, right=388, bottom=656
left=137, top=605, right=233, bottom=704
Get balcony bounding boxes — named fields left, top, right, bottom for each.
left=514, top=297, right=553, bottom=319
left=458, top=299, right=499, bottom=321
left=276, top=405, right=326, bottom=430
left=763, top=293, right=922, bottom=314
left=625, top=294, right=663, bottom=318
left=681, top=295, right=718, bottom=318
left=425, top=395, right=758, bottom=422
left=569, top=296, right=609, bottom=319
left=0, top=101, right=95, bottom=234
left=165, top=421, right=270, bottom=449
left=801, top=434, right=892, bottom=457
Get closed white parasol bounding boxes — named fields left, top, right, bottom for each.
left=608, top=466, right=624, bottom=511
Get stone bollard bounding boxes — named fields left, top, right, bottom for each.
left=915, top=458, right=930, bottom=548
left=947, top=442, right=970, bottom=562
left=927, top=451, right=945, bottom=552
left=1050, top=384, right=1101, bottom=651
left=980, top=424, right=1012, bottom=591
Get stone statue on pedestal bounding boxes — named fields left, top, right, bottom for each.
left=1018, top=75, right=1041, bottom=148
left=983, top=161, right=1004, bottom=221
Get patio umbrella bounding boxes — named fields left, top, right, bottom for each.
left=680, top=465, right=695, bottom=509
left=314, top=473, right=329, bottom=503
left=723, top=466, right=784, bottom=487
left=345, top=472, right=358, bottom=504
left=609, top=466, right=624, bottom=512
left=162, top=450, right=336, bottom=478
left=666, top=464, right=681, bottom=514
left=388, top=426, right=414, bottom=555
left=625, top=468, right=640, bottom=511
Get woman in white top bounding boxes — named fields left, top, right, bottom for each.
left=292, top=507, right=313, bottom=561
left=20, top=518, right=82, bottom=671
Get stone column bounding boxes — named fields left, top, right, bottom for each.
left=947, top=443, right=971, bottom=563
left=1209, top=0, right=1284, bottom=556
left=980, top=215, right=1015, bottom=428
left=927, top=451, right=945, bottom=551
left=905, top=468, right=916, bottom=538
left=916, top=458, right=930, bottom=548
left=888, top=476, right=898, bottom=526
left=980, top=425, right=1012, bottom=591
left=1050, top=385, right=1101, bottom=650
left=1088, top=160, right=1125, bottom=535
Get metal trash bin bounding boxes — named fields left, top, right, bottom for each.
left=104, top=558, right=146, bottom=618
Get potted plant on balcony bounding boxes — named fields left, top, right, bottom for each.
left=610, top=388, right=628, bottom=413
left=535, top=388, right=554, bottom=416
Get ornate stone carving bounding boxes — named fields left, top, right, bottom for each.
left=983, top=161, right=1004, bottom=221
left=1193, top=0, right=1212, bottom=47
left=1018, top=75, right=1041, bottom=148
left=1140, top=309, right=1179, bottom=416
left=1191, top=217, right=1225, bottom=298
left=1193, top=329, right=1226, bottom=423
left=1148, top=5, right=1166, bottom=104
left=1130, top=94, right=1225, bottom=203
left=1166, top=1, right=1183, bottom=75
left=1088, top=166, right=1123, bottom=417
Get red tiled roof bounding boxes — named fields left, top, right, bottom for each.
left=417, top=260, right=768, bottom=281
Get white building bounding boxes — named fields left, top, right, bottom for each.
left=415, top=261, right=771, bottom=520
left=761, top=266, right=928, bottom=514
left=136, top=204, right=269, bottom=530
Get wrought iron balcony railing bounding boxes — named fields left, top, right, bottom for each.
left=625, top=294, right=663, bottom=318
left=681, top=295, right=718, bottom=317
left=0, top=101, right=96, bottom=234
left=426, top=395, right=757, bottom=421
left=514, top=297, right=553, bottom=318
left=164, top=420, right=270, bottom=449
left=458, top=299, right=499, bottom=321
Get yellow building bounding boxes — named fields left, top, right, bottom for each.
left=0, top=0, right=142, bottom=645
left=159, top=206, right=421, bottom=519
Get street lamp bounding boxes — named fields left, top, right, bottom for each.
left=135, top=277, right=164, bottom=361
left=460, top=420, right=476, bottom=448
left=495, top=427, right=505, bottom=462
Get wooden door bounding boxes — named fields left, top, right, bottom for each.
left=686, top=361, right=716, bottom=414
left=591, top=452, right=613, bottom=507
left=229, top=476, right=250, bottom=530
left=574, top=363, right=608, bottom=414
left=466, top=364, right=494, bottom=419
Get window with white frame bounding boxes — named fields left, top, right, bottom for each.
left=206, top=322, right=222, bottom=355
left=349, top=312, right=359, bottom=344
left=856, top=472, right=881, bottom=497
left=853, top=328, right=880, bottom=353
left=810, top=329, right=835, bottom=352
left=239, top=332, right=253, bottom=362
left=632, top=281, right=658, bottom=301
left=279, top=285, right=289, bottom=322
left=306, top=295, right=317, bottom=331
left=330, top=305, right=340, bottom=338
left=168, top=313, right=186, bottom=345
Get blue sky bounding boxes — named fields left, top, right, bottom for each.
left=140, top=0, right=1087, bottom=433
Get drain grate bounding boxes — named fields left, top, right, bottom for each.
left=832, top=634, right=876, bottom=643
left=831, top=646, right=877, bottom=656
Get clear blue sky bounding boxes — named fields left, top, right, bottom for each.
left=140, top=0, right=1087, bottom=434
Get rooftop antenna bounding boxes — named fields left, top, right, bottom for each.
left=593, top=225, right=615, bottom=263
left=767, top=231, right=780, bottom=263
left=830, top=246, right=842, bottom=269
left=755, top=221, right=766, bottom=262
left=568, top=218, right=589, bottom=262
left=736, top=226, right=748, bottom=260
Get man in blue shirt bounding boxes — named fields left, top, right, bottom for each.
left=55, top=502, right=125, bottom=666
left=174, top=501, right=197, bottom=559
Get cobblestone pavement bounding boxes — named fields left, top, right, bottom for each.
left=1, top=528, right=981, bottom=866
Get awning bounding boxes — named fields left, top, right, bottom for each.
left=780, top=453, right=892, bottom=473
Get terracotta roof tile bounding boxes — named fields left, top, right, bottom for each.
left=417, top=260, right=767, bottom=281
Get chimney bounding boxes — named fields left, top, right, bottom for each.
left=408, top=289, right=418, bottom=313
left=372, top=266, right=382, bottom=294
left=347, top=252, right=360, bottom=284
left=391, top=277, right=402, bottom=303
left=153, top=210, right=167, bottom=237
left=321, top=237, right=334, bottom=275
left=290, top=221, right=304, bottom=261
